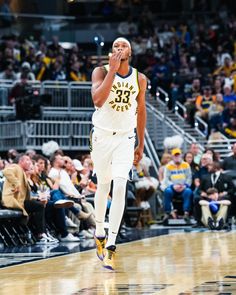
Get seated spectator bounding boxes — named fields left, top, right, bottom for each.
left=161, top=148, right=193, bottom=223
left=184, top=78, right=202, bottom=126
left=208, top=93, right=225, bottom=119
left=199, top=188, right=231, bottom=230
left=222, top=99, right=236, bottom=122
left=32, top=51, right=49, bottom=81
left=16, top=62, right=36, bottom=81
left=208, top=94, right=225, bottom=133
left=204, top=147, right=220, bottom=162
left=223, top=84, right=236, bottom=103
left=212, top=78, right=222, bottom=95
left=195, top=86, right=216, bottom=122
left=184, top=152, right=199, bottom=190
left=67, top=61, right=87, bottom=82
left=49, top=154, right=95, bottom=227
left=133, top=154, right=159, bottom=211
left=49, top=60, right=66, bottom=81
left=221, top=142, right=236, bottom=171
left=192, top=153, right=213, bottom=227
left=1, top=154, right=55, bottom=244
left=26, top=160, right=80, bottom=242
left=158, top=152, right=172, bottom=185
left=224, top=116, right=236, bottom=138
left=7, top=148, right=18, bottom=164
left=188, top=142, right=203, bottom=165
left=213, top=54, right=236, bottom=78
left=0, top=63, right=17, bottom=80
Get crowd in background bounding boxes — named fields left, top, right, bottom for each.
left=0, top=1, right=236, bottom=238
left=1, top=139, right=236, bottom=233
left=0, top=3, right=236, bottom=137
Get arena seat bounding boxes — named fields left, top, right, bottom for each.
left=0, top=181, right=29, bottom=247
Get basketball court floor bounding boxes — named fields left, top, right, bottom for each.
left=1, top=225, right=236, bottom=295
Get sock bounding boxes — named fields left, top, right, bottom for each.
left=106, top=177, right=127, bottom=248
left=94, top=182, right=111, bottom=237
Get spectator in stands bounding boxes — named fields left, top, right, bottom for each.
left=7, top=148, right=18, bottom=164
left=158, top=153, right=172, bottom=185
left=48, top=36, right=63, bottom=58
left=8, top=72, right=35, bottom=104
left=67, top=61, right=87, bottom=82
left=188, top=142, right=203, bottom=165
left=62, top=155, right=95, bottom=238
left=221, top=142, right=236, bottom=171
left=198, top=161, right=234, bottom=229
left=184, top=78, right=202, bottom=102
left=204, top=148, right=220, bottom=162
left=212, top=78, right=223, bottom=95
left=184, top=152, right=199, bottom=190
left=208, top=93, right=225, bottom=133
left=25, top=149, right=36, bottom=159
left=133, top=154, right=159, bottom=211
left=223, top=84, right=236, bottom=103
left=195, top=85, right=216, bottom=122
left=193, top=153, right=213, bottom=190
left=32, top=51, right=48, bottom=81
left=0, top=64, right=17, bottom=80
left=192, top=153, right=213, bottom=227
left=27, top=160, right=80, bottom=242
left=48, top=154, right=95, bottom=225
left=221, top=101, right=236, bottom=130
left=199, top=161, right=234, bottom=198
left=213, top=54, right=236, bottom=78
left=1, top=154, right=54, bottom=244
left=49, top=60, right=66, bottom=81
left=16, top=62, right=36, bottom=81
left=208, top=93, right=225, bottom=119
left=224, top=116, right=236, bottom=139
left=151, top=55, right=171, bottom=95
left=199, top=187, right=231, bottom=230
left=162, top=148, right=193, bottom=223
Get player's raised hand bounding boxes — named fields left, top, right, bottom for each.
left=108, top=51, right=122, bottom=73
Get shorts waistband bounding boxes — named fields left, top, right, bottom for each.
left=93, top=127, right=134, bottom=136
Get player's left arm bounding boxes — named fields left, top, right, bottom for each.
left=134, top=72, right=147, bottom=165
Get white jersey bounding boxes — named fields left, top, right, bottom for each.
left=92, top=65, right=140, bottom=132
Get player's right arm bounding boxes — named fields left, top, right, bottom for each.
left=91, top=52, right=122, bottom=108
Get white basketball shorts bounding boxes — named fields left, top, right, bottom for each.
left=90, top=127, right=135, bottom=184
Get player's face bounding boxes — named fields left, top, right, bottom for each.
left=112, top=41, right=131, bottom=61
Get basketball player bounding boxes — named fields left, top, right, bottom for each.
left=90, top=37, right=147, bottom=270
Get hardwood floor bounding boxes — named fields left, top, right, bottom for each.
left=1, top=229, right=236, bottom=294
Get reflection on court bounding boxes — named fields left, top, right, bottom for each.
left=1, top=230, right=236, bottom=295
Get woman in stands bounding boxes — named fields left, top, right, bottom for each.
left=26, top=159, right=81, bottom=242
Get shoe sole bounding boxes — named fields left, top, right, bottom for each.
left=103, top=264, right=115, bottom=270
left=54, top=203, right=74, bottom=209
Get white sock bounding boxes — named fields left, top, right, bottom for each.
left=106, top=177, right=127, bottom=248
left=94, top=182, right=111, bottom=238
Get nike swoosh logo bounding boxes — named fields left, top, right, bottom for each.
left=128, top=136, right=135, bottom=139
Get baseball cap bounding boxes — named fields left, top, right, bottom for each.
left=171, top=148, right=182, bottom=155
left=72, top=159, right=84, bottom=171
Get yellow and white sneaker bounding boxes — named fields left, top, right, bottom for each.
left=103, top=245, right=116, bottom=270
left=94, top=236, right=107, bottom=261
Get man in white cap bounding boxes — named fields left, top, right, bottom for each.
left=90, top=37, right=147, bottom=270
